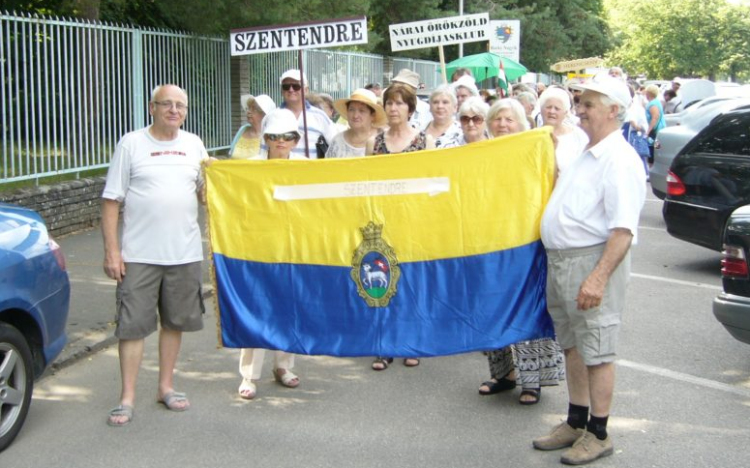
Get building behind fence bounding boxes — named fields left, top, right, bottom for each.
left=1, top=11, right=444, bottom=187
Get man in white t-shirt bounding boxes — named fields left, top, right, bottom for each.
left=102, top=84, right=208, bottom=427
left=533, top=77, right=646, bottom=465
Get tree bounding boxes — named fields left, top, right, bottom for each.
left=605, top=0, right=750, bottom=81
left=459, top=0, right=611, bottom=73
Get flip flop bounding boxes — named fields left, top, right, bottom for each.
left=519, top=388, right=541, bottom=405
left=158, top=391, right=190, bottom=412
left=107, top=405, right=134, bottom=427
left=403, top=358, right=420, bottom=367
left=478, top=377, right=517, bottom=395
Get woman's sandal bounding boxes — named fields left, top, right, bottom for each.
left=372, top=357, right=394, bottom=371
left=519, top=388, right=541, bottom=405
left=238, top=379, right=257, bottom=400
left=478, top=377, right=517, bottom=395
left=403, top=358, right=420, bottom=367
left=272, top=368, right=300, bottom=388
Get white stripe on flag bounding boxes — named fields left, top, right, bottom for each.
left=273, top=177, right=451, bottom=201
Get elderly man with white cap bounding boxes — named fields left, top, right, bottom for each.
left=533, top=76, right=646, bottom=465
left=391, top=68, right=432, bottom=130
left=278, top=69, right=334, bottom=159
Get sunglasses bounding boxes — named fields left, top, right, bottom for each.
left=281, top=83, right=302, bottom=92
left=460, top=115, right=484, bottom=125
left=265, top=132, right=298, bottom=142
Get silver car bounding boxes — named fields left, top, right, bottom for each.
left=651, top=98, right=750, bottom=199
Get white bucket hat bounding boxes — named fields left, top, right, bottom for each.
left=451, top=75, right=479, bottom=96
left=391, top=69, right=420, bottom=89
left=261, top=109, right=301, bottom=138
left=245, top=94, right=277, bottom=116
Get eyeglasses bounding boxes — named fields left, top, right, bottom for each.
left=282, top=83, right=302, bottom=92
left=265, top=132, right=298, bottom=142
left=460, top=115, right=484, bottom=125
left=153, top=100, right=188, bottom=111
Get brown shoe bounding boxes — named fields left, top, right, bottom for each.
left=560, top=431, right=613, bottom=465
left=532, top=422, right=584, bottom=451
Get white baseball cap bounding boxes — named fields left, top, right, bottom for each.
left=279, top=69, right=308, bottom=85
left=568, top=76, right=632, bottom=108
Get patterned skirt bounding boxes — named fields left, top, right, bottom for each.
left=486, top=338, right=565, bottom=390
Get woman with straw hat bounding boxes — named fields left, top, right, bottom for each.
left=325, top=89, right=386, bottom=158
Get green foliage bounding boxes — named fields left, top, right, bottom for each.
left=9, top=0, right=612, bottom=73
left=462, top=0, right=610, bottom=72
left=605, top=0, right=750, bottom=81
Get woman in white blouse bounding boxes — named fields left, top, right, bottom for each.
left=325, top=89, right=386, bottom=158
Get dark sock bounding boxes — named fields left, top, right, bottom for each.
left=587, top=414, right=609, bottom=440
left=566, top=403, right=589, bottom=430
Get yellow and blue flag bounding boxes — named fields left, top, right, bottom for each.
left=206, top=128, right=556, bottom=357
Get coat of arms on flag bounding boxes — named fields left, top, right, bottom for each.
left=351, top=222, right=401, bottom=307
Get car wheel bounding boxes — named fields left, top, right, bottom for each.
left=0, top=323, right=34, bottom=453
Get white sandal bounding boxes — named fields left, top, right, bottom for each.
left=238, top=379, right=256, bottom=400
left=272, top=368, right=300, bottom=388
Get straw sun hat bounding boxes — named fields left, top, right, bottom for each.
left=333, top=88, right=387, bottom=128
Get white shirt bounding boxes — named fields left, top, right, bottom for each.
left=277, top=102, right=334, bottom=159
left=325, top=132, right=366, bottom=158
left=410, top=99, right=432, bottom=130
left=425, top=120, right=463, bottom=148
left=102, top=127, right=207, bottom=265
left=541, top=129, right=646, bottom=249
left=555, top=126, right=589, bottom=173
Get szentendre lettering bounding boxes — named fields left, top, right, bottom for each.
left=233, top=21, right=363, bottom=52
left=343, top=182, right=408, bottom=197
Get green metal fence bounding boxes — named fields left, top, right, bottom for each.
left=1, top=11, right=442, bottom=184
left=0, top=11, right=231, bottom=184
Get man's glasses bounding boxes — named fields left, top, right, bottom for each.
left=265, top=132, right=298, bottom=142
left=153, top=100, right=188, bottom=111
left=460, top=115, right=484, bottom=125
left=282, top=83, right=302, bottom=92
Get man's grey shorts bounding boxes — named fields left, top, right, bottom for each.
left=546, top=244, right=630, bottom=366
left=115, top=262, right=205, bottom=340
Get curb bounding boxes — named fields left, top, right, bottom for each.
left=43, top=286, right=215, bottom=379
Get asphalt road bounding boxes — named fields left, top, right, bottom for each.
left=3, top=189, right=749, bottom=468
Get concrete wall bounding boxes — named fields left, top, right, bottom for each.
left=0, top=177, right=106, bottom=238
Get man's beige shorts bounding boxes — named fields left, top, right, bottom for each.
left=546, top=244, right=630, bottom=366
left=115, top=262, right=204, bottom=340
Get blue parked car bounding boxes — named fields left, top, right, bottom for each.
left=0, top=203, right=70, bottom=452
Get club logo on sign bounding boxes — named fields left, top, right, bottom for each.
left=351, top=222, right=401, bottom=307
left=496, top=25, right=513, bottom=43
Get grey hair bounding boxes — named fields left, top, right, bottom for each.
left=151, top=84, right=187, bottom=102
left=429, top=84, right=457, bottom=108
left=458, top=96, right=490, bottom=119
left=539, top=87, right=572, bottom=113
left=487, top=98, right=530, bottom=135
left=599, top=94, right=628, bottom=124
left=515, top=91, right=537, bottom=106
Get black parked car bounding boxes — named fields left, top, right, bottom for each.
left=663, top=107, right=750, bottom=251
left=713, top=205, right=750, bottom=344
